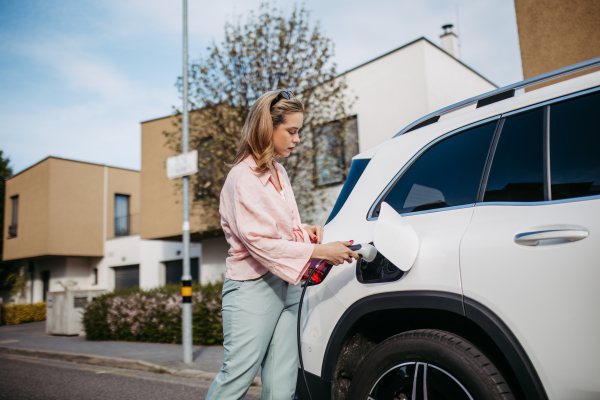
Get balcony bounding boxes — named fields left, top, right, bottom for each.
left=109, top=214, right=139, bottom=239
left=8, top=224, right=17, bottom=238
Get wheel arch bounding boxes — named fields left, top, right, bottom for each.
left=322, top=291, right=548, bottom=400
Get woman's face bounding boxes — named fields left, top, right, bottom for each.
left=272, top=112, right=303, bottom=158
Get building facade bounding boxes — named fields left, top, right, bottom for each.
left=2, top=157, right=201, bottom=304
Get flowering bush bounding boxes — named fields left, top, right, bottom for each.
left=82, top=282, right=223, bottom=345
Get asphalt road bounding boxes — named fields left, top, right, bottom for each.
left=0, top=354, right=261, bottom=400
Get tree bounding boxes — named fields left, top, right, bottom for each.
left=166, top=3, right=355, bottom=228
left=0, top=151, right=20, bottom=301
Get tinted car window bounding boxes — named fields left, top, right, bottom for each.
left=327, top=159, right=370, bottom=223
left=550, top=91, right=600, bottom=200
left=484, top=108, right=544, bottom=202
left=381, top=121, right=497, bottom=215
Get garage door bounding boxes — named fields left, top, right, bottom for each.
left=165, top=258, right=199, bottom=284
left=114, top=265, right=139, bottom=289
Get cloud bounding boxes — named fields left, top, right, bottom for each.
left=1, top=30, right=175, bottom=172
left=0, top=0, right=523, bottom=173
left=13, top=38, right=138, bottom=105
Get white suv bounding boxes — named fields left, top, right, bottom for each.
left=297, top=58, right=600, bottom=400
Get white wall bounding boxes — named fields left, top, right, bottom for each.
left=304, top=39, right=498, bottom=226
left=343, top=39, right=496, bottom=155
left=343, top=40, right=430, bottom=153
left=422, top=42, right=496, bottom=113
left=97, top=235, right=202, bottom=291
left=139, top=239, right=201, bottom=289
left=33, top=258, right=67, bottom=303
left=21, top=236, right=206, bottom=301
left=200, top=236, right=229, bottom=283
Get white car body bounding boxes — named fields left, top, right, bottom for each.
left=299, top=67, right=600, bottom=400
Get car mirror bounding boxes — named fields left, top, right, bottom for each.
left=373, top=202, right=419, bottom=271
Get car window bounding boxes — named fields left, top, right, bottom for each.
left=380, top=121, right=497, bottom=215
left=484, top=108, right=544, bottom=202
left=550, top=91, right=600, bottom=200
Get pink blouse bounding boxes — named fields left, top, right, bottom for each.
left=219, top=155, right=315, bottom=285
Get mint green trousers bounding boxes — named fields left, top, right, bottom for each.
left=205, top=272, right=301, bottom=400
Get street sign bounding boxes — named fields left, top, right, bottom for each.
left=167, top=150, right=198, bottom=180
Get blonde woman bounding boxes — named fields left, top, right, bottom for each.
left=206, top=90, right=359, bottom=399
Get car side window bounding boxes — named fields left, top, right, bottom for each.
left=550, top=91, right=600, bottom=200
left=380, top=121, right=497, bottom=215
left=483, top=108, right=544, bottom=202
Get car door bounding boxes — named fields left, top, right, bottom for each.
left=460, top=90, right=600, bottom=399
left=324, top=118, right=499, bottom=307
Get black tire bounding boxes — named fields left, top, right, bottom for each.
left=346, top=329, right=515, bottom=400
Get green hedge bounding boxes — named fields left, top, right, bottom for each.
left=1, top=302, right=46, bottom=325
left=82, top=282, right=223, bottom=345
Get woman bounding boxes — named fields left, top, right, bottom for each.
left=206, top=90, right=359, bottom=399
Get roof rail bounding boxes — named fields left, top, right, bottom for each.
left=393, top=56, right=600, bottom=138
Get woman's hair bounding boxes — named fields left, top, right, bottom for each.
left=232, top=90, right=304, bottom=173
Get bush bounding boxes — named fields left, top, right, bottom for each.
left=1, top=302, right=46, bottom=325
left=82, top=282, right=224, bottom=345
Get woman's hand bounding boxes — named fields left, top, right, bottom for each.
left=311, top=241, right=359, bottom=266
left=303, top=225, right=324, bottom=244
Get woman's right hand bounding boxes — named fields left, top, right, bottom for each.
left=311, top=241, right=359, bottom=266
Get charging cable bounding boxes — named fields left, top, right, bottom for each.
left=297, top=261, right=321, bottom=400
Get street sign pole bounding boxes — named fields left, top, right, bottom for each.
left=181, top=0, right=193, bottom=364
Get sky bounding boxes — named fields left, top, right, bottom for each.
left=0, top=0, right=523, bottom=173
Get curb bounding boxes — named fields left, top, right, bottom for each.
left=0, top=346, right=261, bottom=386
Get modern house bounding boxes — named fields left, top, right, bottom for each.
left=2, top=156, right=200, bottom=304
left=139, top=28, right=498, bottom=282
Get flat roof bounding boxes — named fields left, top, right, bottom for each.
left=7, top=156, right=139, bottom=181
left=339, top=37, right=498, bottom=88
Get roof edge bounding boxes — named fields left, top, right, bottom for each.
left=140, top=114, right=178, bottom=124
left=339, top=37, right=498, bottom=88
left=8, top=156, right=139, bottom=181
left=143, top=37, right=498, bottom=124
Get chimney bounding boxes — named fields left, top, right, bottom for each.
left=440, top=24, right=459, bottom=59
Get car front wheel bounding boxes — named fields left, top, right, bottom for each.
left=346, top=329, right=515, bottom=400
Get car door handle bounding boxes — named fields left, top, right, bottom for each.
left=514, top=229, right=589, bottom=246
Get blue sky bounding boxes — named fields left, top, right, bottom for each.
left=0, top=0, right=522, bottom=173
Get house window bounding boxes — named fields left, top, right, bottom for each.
left=315, top=116, right=359, bottom=187
left=8, top=196, right=18, bottom=238
left=92, top=268, right=98, bottom=285
left=114, top=194, right=130, bottom=236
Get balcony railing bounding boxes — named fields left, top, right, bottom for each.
left=109, top=214, right=139, bottom=239
left=8, top=224, right=17, bottom=238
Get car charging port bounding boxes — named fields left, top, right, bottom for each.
left=356, top=244, right=405, bottom=284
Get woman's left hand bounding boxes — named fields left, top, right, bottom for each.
left=303, top=225, right=324, bottom=244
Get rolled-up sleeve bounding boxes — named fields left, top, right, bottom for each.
left=234, top=179, right=315, bottom=284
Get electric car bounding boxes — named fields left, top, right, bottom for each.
left=297, top=58, right=600, bottom=400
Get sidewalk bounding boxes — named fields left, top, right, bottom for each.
left=0, top=321, right=244, bottom=383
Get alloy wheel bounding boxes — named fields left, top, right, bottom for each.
left=368, top=361, right=473, bottom=400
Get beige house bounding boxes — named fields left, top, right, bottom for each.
left=3, top=156, right=200, bottom=304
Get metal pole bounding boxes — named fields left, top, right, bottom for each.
left=181, top=0, right=193, bottom=364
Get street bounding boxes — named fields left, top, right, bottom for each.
left=0, top=354, right=261, bottom=400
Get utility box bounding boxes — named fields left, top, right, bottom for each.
left=46, top=290, right=106, bottom=336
